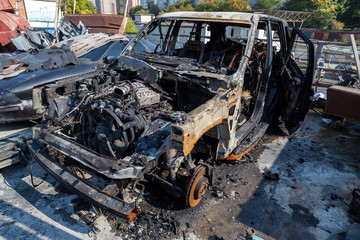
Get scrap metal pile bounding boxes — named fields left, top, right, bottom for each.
left=9, top=20, right=88, bottom=52
left=27, top=12, right=314, bottom=220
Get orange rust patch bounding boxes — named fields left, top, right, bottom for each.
left=225, top=132, right=265, bottom=161
left=182, top=118, right=223, bottom=156
left=186, top=166, right=208, bottom=207
left=127, top=206, right=141, bottom=222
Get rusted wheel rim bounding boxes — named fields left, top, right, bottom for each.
left=186, top=166, right=209, bottom=207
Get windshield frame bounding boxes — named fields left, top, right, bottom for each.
left=121, top=16, right=260, bottom=85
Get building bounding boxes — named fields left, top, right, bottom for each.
left=140, top=0, right=148, bottom=9
left=23, top=0, right=60, bottom=34
left=115, top=0, right=140, bottom=14
left=115, top=0, right=125, bottom=14
left=96, top=0, right=115, bottom=14
left=6, top=0, right=28, bottom=19
left=139, top=0, right=168, bottom=11
left=154, top=0, right=165, bottom=10
left=130, top=0, right=141, bottom=9
left=134, top=14, right=154, bottom=24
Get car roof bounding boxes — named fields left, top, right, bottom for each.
left=158, top=11, right=286, bottom=25
left=50, top=33, right=129, bottom=57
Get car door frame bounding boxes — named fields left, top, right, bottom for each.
left=279, top=26, right=315, bottom=131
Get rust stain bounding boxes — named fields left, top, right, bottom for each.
left=182, top=118, right=223, bottom=156
left=225, top=132, right=265, bottom=161
left=126, top=206, right=141, bottom=222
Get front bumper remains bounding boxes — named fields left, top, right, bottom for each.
left=0, top=100, right=40, bottom=123
left=27, top=140, right=139, bottom=220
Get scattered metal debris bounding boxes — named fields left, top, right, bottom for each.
left=9, top=20, right=89, bottom=52
left=10, top=46, right=78, bottom=72
left=263, top=171, right=280, bottom=181
left=115, top=210, right=179, bottom=239
left=350, top=189, right=360, bottom=216
left=57, top=20, right=88, bottom=42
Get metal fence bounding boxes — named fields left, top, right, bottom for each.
left=292, top=41, right=359, bottom=92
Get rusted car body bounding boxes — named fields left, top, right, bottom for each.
left=29, top=12, right=314, bottom=219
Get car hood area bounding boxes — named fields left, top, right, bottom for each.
left=0, top=63, right=100, bottom=101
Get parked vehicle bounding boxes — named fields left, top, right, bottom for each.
left=28, top=12, right=314, bottom=219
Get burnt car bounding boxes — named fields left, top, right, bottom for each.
left=28, top=12, right=314, bottom=219
left=0, top=33, right=155, bottom=123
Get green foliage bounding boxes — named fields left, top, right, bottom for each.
left=130, top=1, right=159, bottom=17
left=253, top=0, right=283, bottom=10
left=125, top=17, right=138, bottom=35
left=162, top=1, right=195, bottom=13
left=129, top=0, right=359, bottom=29
left=148, top=1, right=160, bottom=15
left=194, top=1, right=219, bottom=11
left=220, top=0, right=251, bottom=11
left=282, top=0, right=346, bottom=29
left=130, top=5, right=143, bottom=19
left=338, top=0, right=360, bottom=28
left=161, top=0, right=250, bottom=13
left=61, top=0, right=96, bottom=14
left=331, top=20, right=344, bottom=30
left=136, top=9, right=150, bottom=14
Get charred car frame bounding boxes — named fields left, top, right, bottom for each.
left=28, top=12, right=314, bottom=219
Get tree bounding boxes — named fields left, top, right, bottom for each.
left=130, top=5, right=143, bottom=19
left=148, top=1, right=160, bottom=15
left=220, top=0, right=251, bottom=11
left=61, top=0, right=96, bottom=14
left=253, top=0, right=284, bottom=10
left=338, top=0, right=360, bottom=28
left=130, top=1, right=159, bottom=17
left=162, top=1, right=195, bottom=13
left=136, top=9, right=150, bottom=14
left=162, top=0, right=251, bottom=13
left=282, top=0, right=346, bottom=29
left=331, top=20, right=344, bottom=30
left=195, top=0, right=221, bottom=11
left=125, top=17, right=138, bottom=35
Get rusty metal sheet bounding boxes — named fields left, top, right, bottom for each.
left=0, top=11, right=30, bottom=50
left=0, top=1, right=14, bottom=12
left=326, top=85, right=360, bottom=122
left=9, top=34, right=36, bottom=51
left=51, top=33, right=127, bottom=58
left=7, top=0, right=27, bottom=19
left=63, top=14, right=124, bottom=34
left=0, top=2, right=12, bottom=12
